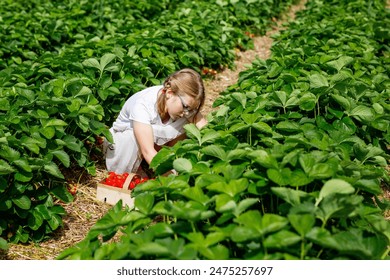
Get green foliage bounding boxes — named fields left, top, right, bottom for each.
left=57, top=0, right=390, bottom=260
left=0, top=0, right=296, bottom=245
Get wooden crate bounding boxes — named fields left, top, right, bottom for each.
left=96, top=173, right=136, bottom=208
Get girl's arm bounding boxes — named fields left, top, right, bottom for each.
left=194, top=111, right=208, bottom=129
left=133, top=121, right=157, bottom=165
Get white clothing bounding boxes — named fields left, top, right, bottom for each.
left=104, top=85, right=188, bottom=174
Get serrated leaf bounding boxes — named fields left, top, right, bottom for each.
left=264, top=230, right=301, bottom=248
left=271, top=187, right=309, bottom=206
left=309, top=73, right=329, bottom=88
left=349, top=105, right=375, bottom=122
left=173, top=158, right=192, bottom=173
left=47, top=215, right=62, bottom=230
left=267, top=168, right=291, bottom=186
left=0, top=146, right=20, bottom=161
left=43, top=162, right=64, bottom=179
left=43, top=119, right=68, bottom=127
left=288, top=214, right=315, bottom=236
left=40, top=127, right=56, bottom=139
left=82, top=58, right=101, bottom=70
left=14, top=172, right=33, bottom=182
left=248, top=150, right=278, bottom=169
left=134, top=193, right=154, bottom=215
left=316, top=179, right=354, bottom=206
left=184, top=123, right=201, bottom=144
left=51, top=150, right=70, bottom=168
left=50, top=185, right=74, bottom=203
left=232, top=92, right=246, bottom=108
left=100, top=53, right=116, bottom=71
left=326, top=56, right=354, bottom=71
left=13, top=159, right=32, bottom=172
left=0, top=159, right=16, bottom=175
left=201, top=131, right=221, bottom=144
left=201, top=145, right=226, bottom=161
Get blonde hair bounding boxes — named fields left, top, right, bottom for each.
left=157, top=68, right=205, bottom=121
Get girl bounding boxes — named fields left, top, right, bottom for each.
left=104, top=68, right=207, bottom=174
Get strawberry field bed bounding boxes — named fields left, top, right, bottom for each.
left=0, top=0, right=296, bottom=252
left=1, top=0, right=390, bottom=260
left=57, top=0, right=389, bottom=260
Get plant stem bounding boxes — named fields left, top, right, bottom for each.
left=300, top=239, right=305, bottom=260
left=380, top=247, right=389, bottom=260
left=190, top=221, right=196, bottom=233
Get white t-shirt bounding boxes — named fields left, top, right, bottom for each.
left=112, top=85, right=188, bottom=145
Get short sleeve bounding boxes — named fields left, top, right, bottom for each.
left=129, top=99, right=153, bottom=125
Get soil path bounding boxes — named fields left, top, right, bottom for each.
left=0, top=0, right=307, bottom=260
left=201, top=1, right=306, bottom=116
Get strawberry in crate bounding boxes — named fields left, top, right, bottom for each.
left=102, top=172, right=149, bottom=189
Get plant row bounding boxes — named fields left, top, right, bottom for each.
left=0, top=0, right=296, bottom=247
left=58, top=0, right=390, bottom=260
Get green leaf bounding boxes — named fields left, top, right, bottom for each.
left=355, top=179, right=382, bottom=195
left=267, top=168, right=291, bottom=186
left=215, top=194, right=236, bottom=213
left=13, top=159, right=32, bottom=172
left=184, top=124, right=201, bottom=144
left=271, top=187, right=309, bottom=206
left=201, top=145, right=226, bottom=161
left=232, top=92, right=247, bottom=108
left=173, top=158, right=192, bottom=173
left=252, top=122, right=273, bottom=134
left=12, top=195, right=31, bottom=210
left=349, top=105, right=375, bottom=122
left=234, top=210, right=288, bottom=236
left=299, top=92, right=317, bottom=111
left=50, top=185, right=74, bottom=203
left=100, top=53, right=116, bottom=72
left=0, top=146, right=20, bottom=161
left=148, top=223, right=174, bottom=238
left=288, top=214, right=315, bottom=236
left=47, top=215, right=62, bottom=230
left=181, top=186, right=210, bottom=205
left=40, top=127, right=56, bottom=139
left=14, top=172, right=33, bottom=182
left=0, top=159, right=16, bottom=175
left=309, top=73, right=329, bottom=88
left=248, top=150, right=278, bottom=169
left=326, top=56, right=354, bottom=71
left=316, top=179, right=355, bottom=206
left=263, top=230, right=301, bottom=248
left=135, top=193, right=155, bottom=215
left=82, top=58, right=101, bottom=70
left=43, top=119, right=68, bottom=127
left=0, top=237, right=8, bottom=250
left=331, top=94, right=351, bottom=111
left=290, top=169, right=313, bottom=187
left=235, top=198, right=258, bottom=216
left=51, top=150, right=70, bottom=168
left=309, top=163, right=334, bottom=179
left=44, top=162, right=64, bottom=179
left=201, top=131, right=221, bottom=144
left=199, top=244, right=229, bottom=260
left=28, top=211, right=44, bottom=230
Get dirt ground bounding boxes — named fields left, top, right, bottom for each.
left=2, top=0, right=387, bottom=260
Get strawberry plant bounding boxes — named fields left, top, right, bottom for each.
left=58, top=0, right=389, bottom=260
left=1, top=0, right=298, bottom=246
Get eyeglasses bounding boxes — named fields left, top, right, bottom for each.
left=177, top=94, right=198, bottom=117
